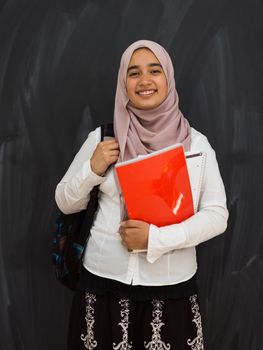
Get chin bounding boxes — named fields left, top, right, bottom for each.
left=141, top=105, right=156, bottom=110
left=132, top=99, right=156, bottom=110
left=139, top=102, right=161, bottom=110
left=129, top=96, right=163, bottom=110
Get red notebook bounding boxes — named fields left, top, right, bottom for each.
left=114, top=144, right=194, bottom=227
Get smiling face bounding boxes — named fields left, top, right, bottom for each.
left=126, top=48, right=168, bottom=110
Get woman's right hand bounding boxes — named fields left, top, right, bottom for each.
left=90, top=139, right=120, bottom=176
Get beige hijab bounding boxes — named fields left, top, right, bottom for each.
left=113, top=40, right=191, bottom=162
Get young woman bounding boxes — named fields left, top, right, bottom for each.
left=55, top=40, right=228, bottom=350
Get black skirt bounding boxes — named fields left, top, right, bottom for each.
left=67, top=269, right=204, bottom=350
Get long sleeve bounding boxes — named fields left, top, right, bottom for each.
left=147, top=132, right=228, bottom=263
left=55, top=127, right=106, bottom=214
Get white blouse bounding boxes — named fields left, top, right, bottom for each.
left=55, top=126, right=228, bottom=286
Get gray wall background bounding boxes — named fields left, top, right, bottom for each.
left=0, top=0, right=263, bottom=349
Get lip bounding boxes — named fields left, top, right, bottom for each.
left=136, top=89, right=157, bottom=97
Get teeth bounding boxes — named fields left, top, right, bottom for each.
left=138, top=90, right=155, bottom=95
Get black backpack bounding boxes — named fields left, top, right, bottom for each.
left=52, top=123, right=114, bottom=290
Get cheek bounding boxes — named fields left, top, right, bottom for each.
left=160, top=78, right=168, bottom=98
left=163, top=78, right=168, bottom=97
left=164, top=84, right=168, bottom=97
left=126, top=80, right=137, bottom=100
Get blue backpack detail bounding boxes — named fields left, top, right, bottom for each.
left=52, top=123, right=114, bottom=290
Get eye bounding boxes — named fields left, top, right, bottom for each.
left=150, top=69, right=162, bottom=75
left=128, top=71, right=140, bottom=77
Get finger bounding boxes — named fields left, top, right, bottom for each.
left=119, top=226, right=124, bottom=236
left=123, top=219, right=143, bottom=228
left=120, top=226, right=131, bottom=237
left=122, top=240, right=133, bottom=252
left=100, top=152, right=119, bottom=164
left=121, top=239, right=127, bottom=248
left=120, top=222, right=134, bottom=231
left=101, top=141, right=119, bottom=149
left=101, top=149, right=119, bottom=160
left=100, top=148, right=119, bottom=157
left=101, top=138, right=118, bottom=145
left=108, top=150, right=120, bottom=157
left=107, top=156, right=119, bottom=166
left=100, top=145, right=119, bottom=154
left=107, top=145, right=119, bottom=152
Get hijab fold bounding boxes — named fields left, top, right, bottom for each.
left=113, top=40, right=191, bottom=162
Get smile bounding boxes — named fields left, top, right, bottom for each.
left=137, top=89, right=156, bottom=96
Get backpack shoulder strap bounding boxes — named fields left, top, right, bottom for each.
left=101, top=123, right=114, bottom=141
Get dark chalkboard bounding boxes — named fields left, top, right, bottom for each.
left=0, top=0, right=262, bottom=349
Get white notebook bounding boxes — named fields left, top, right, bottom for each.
left=185, top=151, right=207, bottom=213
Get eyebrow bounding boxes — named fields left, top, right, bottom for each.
left=127, top=63, right=163, bottom=72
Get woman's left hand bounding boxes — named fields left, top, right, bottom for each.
left=119, top=220, right=150, bottom=250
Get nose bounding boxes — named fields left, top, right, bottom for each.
left=138, top=72, right=152, bottom=86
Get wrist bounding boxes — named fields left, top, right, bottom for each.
left=90, top=160, right=105, bottom=177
